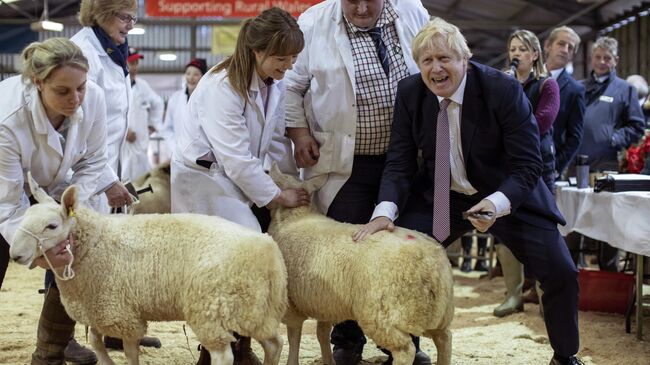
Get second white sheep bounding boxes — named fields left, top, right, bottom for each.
left=267, top=165, right=454, bottom=365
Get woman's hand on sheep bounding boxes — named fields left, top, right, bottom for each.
left=272, top=188, right=310, bottom=208
left=105, top=181, right=133, bottom=208
left=352, top=216, right=395, bottom=242
left=33, top=240, right=73, bottom=269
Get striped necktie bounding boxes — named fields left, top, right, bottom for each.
left=432, top=98, right=452, bottom=243
left=368, top=27, right=390, bottom=77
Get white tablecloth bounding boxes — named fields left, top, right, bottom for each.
left=555, top=187, right=650, bottom=256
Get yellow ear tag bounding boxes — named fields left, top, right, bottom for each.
left=68, top=207, right=76, bottom=218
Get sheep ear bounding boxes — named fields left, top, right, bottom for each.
left=269, top=162, right=286, bottom=185
left=61, top=186, right=78, bottom=218
left=303, top=174, right=328, bottom=194
left=27, top=171, right=56, bottom=205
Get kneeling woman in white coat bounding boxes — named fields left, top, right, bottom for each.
left=0, top=38, right=119, bottom=364
left=171, top=7, right=309, bottom=233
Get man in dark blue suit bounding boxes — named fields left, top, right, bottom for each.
left=354, top=18, right=583, bottom=365
left=544, top=26, right=586, bottom=177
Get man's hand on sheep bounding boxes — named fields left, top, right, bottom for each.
left=271, top=188, right=310, bottom=208
left=33, top=240, right=73, bottom=269
left=352, top=216, right=395, bottom=242
left=105, top=181, right=134, bottom=208
left=466, top=199, right=497, bottom=232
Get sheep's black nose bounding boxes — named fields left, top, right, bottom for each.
left=11, top=255, right=23, bottom=262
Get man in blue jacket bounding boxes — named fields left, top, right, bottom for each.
left=574, top=36, right=645, bottom=272
left=544, top=26, right=586, bottom=178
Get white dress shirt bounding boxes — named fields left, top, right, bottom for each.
left=371, top=74, right=512, bottom=222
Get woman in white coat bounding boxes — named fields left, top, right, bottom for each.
left=172, top=7, right=309, bottom=231
left=159, top=58, right=207, bottom=162
left=70, top=0, right=162, bottom=350
left=70, top=0, right=136, bottom=209
left=171, top=8, right=308, bottom=364
left=0, top=38, right=112, bottom=365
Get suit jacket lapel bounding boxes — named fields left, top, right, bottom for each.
left=460, top=65, right=481, bottom=160
left=556, top=69, right=570, bottom=92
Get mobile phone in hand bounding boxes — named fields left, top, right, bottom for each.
left=462, top=211, right=494, bottom=220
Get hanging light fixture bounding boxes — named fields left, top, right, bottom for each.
left=30, top=0, right=64, bottom=32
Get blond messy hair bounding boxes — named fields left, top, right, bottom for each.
left=412, top=17, right=473, bottom=63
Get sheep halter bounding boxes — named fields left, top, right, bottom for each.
left=18, top=227, right=76, bottom=281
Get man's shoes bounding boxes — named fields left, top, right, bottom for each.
left=196, top=344, right=211, bottom=365
left=460, top=259, right=472, bottom=273
left=549, top=355, right=585, bottom=365
left=232, top=337, right=262, bottom=365
left=64, top=338, right=98, bottom=365
left=383, top=351, right=432, bottom=365
left=523, top=286, right=540, bottom=304
left=474, top=259, right=489, bottom=272
left=333, top=346, right=362, bottom=365
left=103, top=335, right=162, bottom=350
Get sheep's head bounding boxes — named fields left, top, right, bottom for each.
left=269, top=162, right=327, bottom=195
left=9, top=172, right=78, bottom=267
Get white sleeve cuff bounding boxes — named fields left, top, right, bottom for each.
left=485, top=191, right=511, bottom=217
left=370, top=201, right=399, bottom=222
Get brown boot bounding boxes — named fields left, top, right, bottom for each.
left=233, top=337, right=262, bottom=365
left=30, top=287, right=76, bottom=364
left=64, top=338, right=97, bottom=364
left=523, top=284, right=540, bottom=304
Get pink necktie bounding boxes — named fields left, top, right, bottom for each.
left=432, top=99, right=451, bottom=243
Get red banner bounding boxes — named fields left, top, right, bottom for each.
left=146, top=0, right=322, bottom=18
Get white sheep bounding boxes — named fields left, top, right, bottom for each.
left=10, top=174, right=287, bottom=365
left=131, top=162, right=171, bottom=214
left=267, top=165, right=454, bottom=365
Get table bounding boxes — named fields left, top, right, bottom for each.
left=555, top=187, right=650, bottom=340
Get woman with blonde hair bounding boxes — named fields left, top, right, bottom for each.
left=171, top=7, right=307, bottom=364
left=71, top=0, right=162, bottom=351
left=71, top=0, right=135, bottom=211
left=490, top=29, right=561, bottom=319
left=0, top=37, right=110, bottom=365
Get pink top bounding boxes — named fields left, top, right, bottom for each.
left=534, top=78, right=560, bottom=135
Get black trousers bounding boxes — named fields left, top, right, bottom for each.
left=0, top=234, right=9, bottom=290
left=397, top=191, right=580, bottom=358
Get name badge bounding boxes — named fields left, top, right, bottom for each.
left=599, top=95, right=614, bottom=103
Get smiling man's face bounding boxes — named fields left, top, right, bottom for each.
left=417, top=35, right=467, bottom=98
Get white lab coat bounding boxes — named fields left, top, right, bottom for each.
left=171, top=69, right=297, bottom=231
left=71, top=27, right=131, bottom=186
left=122, top=78, right=164, bottom=181
left=0, top=77, right=112, bottom=245
left=284, top=0, right=429, bottom=213
left=161, top=88, right=189, bottom=159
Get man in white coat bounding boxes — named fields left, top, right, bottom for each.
left=283, top=0, right=429, bottom=363
left=123, top=50, right=164, bottom=181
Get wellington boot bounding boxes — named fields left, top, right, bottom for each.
left=233, top=337, right=262, bottom=365
left=493, top=245, right=524, bottom=318
left=31, top=287, right=76, bottom=365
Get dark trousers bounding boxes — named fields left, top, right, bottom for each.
left=0, top=234, right=9, bottom=290
left=397, top=192, right=579, bottom=358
